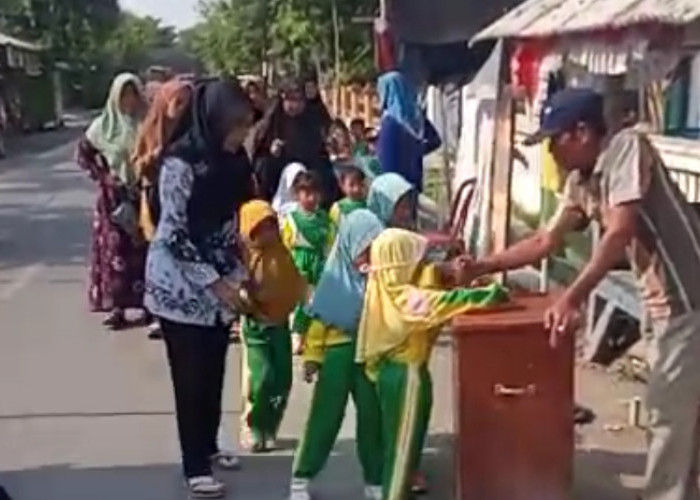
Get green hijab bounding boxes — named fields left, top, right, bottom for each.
left=86, top=73, right=143, bottom=185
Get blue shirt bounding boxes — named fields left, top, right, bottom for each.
left=377, top=115, right=441, bottom=191
left=144, top=156, right=246, bottom=326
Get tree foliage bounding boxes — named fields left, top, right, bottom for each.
left=0, top=0, right=121, bottom=66
left=189, top=0, right=377, bottom=82
left=107, top=12, right=178, bottom=69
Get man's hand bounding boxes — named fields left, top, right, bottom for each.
left=303, top=361, right=320, bottom=384
left=544, top=294, right=581, bottom=348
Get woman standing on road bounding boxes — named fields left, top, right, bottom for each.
left=144, top=79, right=255, bottom=499
left=252, top=77, right=339, bottom=208
left=131, top=79, right=193, bottom=339
left=77, top=72, right=148, bottom=330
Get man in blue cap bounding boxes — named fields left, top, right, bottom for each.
left=468, top=87, right=700, bottom=500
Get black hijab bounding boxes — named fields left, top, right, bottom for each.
left=302, top=73, right=332, bottom=133
left=252, top=77, right=328, bottom=166
left=168, top=78, right=255, bottom=241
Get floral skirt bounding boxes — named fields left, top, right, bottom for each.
left=88, top=189, right=147, bottom=312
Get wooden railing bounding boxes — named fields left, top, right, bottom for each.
left=650, top=134, right=700, bottom=203
left=321, top=84, right=380, bottom=128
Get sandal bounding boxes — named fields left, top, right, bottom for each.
left=103, top=310, right=127, bottom=330
left=146, top=321, right=163, bottom=340
left=211, top=451, right=241, bottom=471
left=250, top=441, right=267, bottom=454
left=574, top=404, right=596, bottom=425
left=187, top=476, right=226, bottom=499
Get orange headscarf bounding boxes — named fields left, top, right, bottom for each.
left=131, top=79, right=191, bottom=181
left=131, top=80, right=191, bottom=241
left=239, top=200, right=307, bottom=325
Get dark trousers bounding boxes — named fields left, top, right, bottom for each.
left=0, top=485, right=12, bottom=500
left=161, top=318, right=230, bottom=478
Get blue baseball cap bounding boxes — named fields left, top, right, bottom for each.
left=524, top=88, right=605, bottom=145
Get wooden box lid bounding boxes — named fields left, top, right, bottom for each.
left=451, top=292, right=556, bottom=334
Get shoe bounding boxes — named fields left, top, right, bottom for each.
left=211, top=451, right=241, bottom=471
left=411, top=471, right=428, bottom=495
left=265, top=436, right=277, bottom=451
left=289, top=478, right=311, bottom=500
left=186, top=476, right=226, bottom=499
left=364, top=485, right=382, bottom=500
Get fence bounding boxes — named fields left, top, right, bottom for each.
left=322, top=84, right=380, bottom=128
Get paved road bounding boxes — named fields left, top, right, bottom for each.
left=0, top=133, right=457, bottom=500
left=0, top=129, right=651, bottom=500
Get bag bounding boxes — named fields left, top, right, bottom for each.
left=110, top=185, right=140, bottom=238
left=111, top=199, right=139, bottom=237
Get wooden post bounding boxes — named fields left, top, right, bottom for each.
left=488, top=42, right=515, bottom=284
left=363, top=87, right=374, bottom=128
left=350, top=87, right=359, bottom=119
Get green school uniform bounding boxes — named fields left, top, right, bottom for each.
left=282, top=208, right=333, bottom=334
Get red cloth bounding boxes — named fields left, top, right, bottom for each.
left=374, top=18, right=397, bottom=72
left=511, top=43, right=545, bottom=103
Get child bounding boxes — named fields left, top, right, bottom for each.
left=327, top=119, right=353, bottom=163
left=290, top=209, right=386, bottom=500
left=367, top=172, right=416, bottom=229
left=329, top=163, right=369, bottom=227
left=281, top=171, right=334, bottom=354
left=350, top=117, right=370, bottom=156
left=272, top=162, right=307, bottom=217
left=239, top=200, right=307, bottom=453
left=357, top=229, right=508, bottom=500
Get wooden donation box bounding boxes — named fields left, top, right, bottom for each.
left=451, top=293, right=574, bottom=500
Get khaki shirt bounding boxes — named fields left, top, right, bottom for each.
left=550, top=126, right=700, bottom=320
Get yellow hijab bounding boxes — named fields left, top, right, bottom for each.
left=357, top=228, right=508, bottom=370
left=239, top=200, right=306, bottom=324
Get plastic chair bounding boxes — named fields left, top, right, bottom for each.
left=422, top=178, right=477, bottom=259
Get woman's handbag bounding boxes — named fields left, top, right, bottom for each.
left=110, top=185, right=141, bottom=238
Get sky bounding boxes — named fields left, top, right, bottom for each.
left=119, top=0, right=200, bottom=29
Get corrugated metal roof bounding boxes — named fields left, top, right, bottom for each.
left=0, top=32, right=42, bottom=52
left=472, top=0, right=700, bottom=42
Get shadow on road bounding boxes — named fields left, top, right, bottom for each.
left=0, top=433, right=643, bottom=500
left=3, top=126, right=85, bottom=163
left=0, top=149, right=92, bottom=273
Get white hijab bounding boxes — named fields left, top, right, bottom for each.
left=272, top=162, right=307, bottom=217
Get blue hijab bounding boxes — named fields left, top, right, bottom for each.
left=309, top=209, right=384, bottom=334
left=378, top=71, right=423, bottom=138
left=367, top=173, right=414, bottom=225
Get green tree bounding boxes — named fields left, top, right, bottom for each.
left=0, top=0, right=121, bottom=66
left=189, top=0, right=376, bottom=81
left=107, top=12, right=177, bottom=69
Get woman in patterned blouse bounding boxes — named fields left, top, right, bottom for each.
left=144, top=78, right=256, bottom=499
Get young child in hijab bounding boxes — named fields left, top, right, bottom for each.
left=272, top=162, right=307, bottom=217
left=290, top=209, right=385, bottom=500
left=281, top=171, right=334, bottom=354
left=239, top=200, right=306, bottom=453
left=357, top=229, right=508, bottom=500
left=367, top=172, right=416, bottom=229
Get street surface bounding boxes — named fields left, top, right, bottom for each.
left=0, top=125, right=650, bottom=499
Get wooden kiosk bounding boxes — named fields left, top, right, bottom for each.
left=451, top=293, right=574, bottom=500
